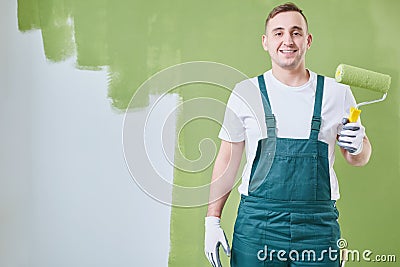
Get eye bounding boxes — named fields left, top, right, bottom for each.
left=274, top=32, right=283, bottom=36
left=292, top=31, right=302, bottom=36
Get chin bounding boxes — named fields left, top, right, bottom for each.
left=279, top=63, right=299, bottom=70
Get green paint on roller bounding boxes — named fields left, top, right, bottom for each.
left=335, top=64, right=391, bottom=93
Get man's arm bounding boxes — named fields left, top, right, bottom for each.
left=339, top=135, right=372, bottom=167
left=207, top=140, right=245, bottom=217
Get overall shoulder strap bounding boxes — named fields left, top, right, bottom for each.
left=257, top=74, right=276, bottom=138
left=310, top=75, right=325, bottom=140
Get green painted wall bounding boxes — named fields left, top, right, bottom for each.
left=17, top=0, right=399, bottom=266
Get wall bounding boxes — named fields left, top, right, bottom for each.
left=1, top=0, right=399, bottom=266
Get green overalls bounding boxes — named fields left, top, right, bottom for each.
left=231, top=74, right=340, bottom=267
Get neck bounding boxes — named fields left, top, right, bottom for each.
left=271, top=64, right=309, bottom=87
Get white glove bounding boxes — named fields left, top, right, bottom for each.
left=337, top=119, right=365, bottom=155
left=204, top=216, right=231, bottom=267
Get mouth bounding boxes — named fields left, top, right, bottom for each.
left=279, top=49, right=298, bottom=54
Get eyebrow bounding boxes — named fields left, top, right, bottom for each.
left=271, top=26, right=304, bottom=32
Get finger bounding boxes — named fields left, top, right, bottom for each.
left=220, top=232, right=231, bottom=256
left=212, top=246, right=222, bottom=267
left=339, top=133, right=357, bottom=138
left=337, top=140, right=354, bottom=146
left=209, top=252, right=217, bottom=267
left=340, top=133, right=364, bottom=143
left=343, top=122, right=361, bottom=127
left=338, top=137, right=354, bottom=144
left=206, top=252, right=211, bottom=265
left=337, top=144, right=357, bottom=153
left=342, top=125, right=360, bottom=131
left=337, top=140, right=354, bottom=147
left=206, top=252, right=214, bottom=267
left=340, top=129, right=361, bottom=135
left=346, top=147, right=357, bottom=153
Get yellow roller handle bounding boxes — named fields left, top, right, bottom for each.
left=348, top=107, right=361, bottom=122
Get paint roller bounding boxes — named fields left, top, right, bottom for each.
left=335, top=64, right=391, bottom=123
left=334, top=65, right=391, bottom=264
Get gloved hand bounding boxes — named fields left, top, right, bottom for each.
left=337, top=119, right=365, bottom=155
left=204, top=216, right=231, bottom=267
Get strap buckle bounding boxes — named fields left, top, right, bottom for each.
left=311, top=116, right=321, bottom=131
left=265, top=115, right=276, bottom=128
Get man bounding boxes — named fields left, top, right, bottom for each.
left=204, top=2, right=371, bottom=267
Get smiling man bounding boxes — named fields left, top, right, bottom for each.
left=263, top=8, right=311, bottom=82
left=205, top=2, right=371, bottom=267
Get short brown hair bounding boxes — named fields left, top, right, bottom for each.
left=265, top=2, right=308, bottom=32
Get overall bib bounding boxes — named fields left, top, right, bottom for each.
left=231, top=75, right=340, bottom=267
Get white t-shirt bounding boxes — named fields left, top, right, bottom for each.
left=218, top=70, right=357, bottom=200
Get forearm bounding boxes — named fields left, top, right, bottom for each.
left=341, top=135, right=372, bottom=166
left=206, top=140, right=244, bottom=218
left=206, top=160, right=233, bottom=217
left=206, top=190, right=230, bottom=218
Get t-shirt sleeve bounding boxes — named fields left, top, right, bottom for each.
left=218, top=85, right=246, bottom=142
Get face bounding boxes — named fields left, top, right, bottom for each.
left=262, top=11, right=312, bottom=71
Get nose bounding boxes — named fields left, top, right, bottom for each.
left=283, top=33, right=294, bottom=45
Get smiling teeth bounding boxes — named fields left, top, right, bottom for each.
left=281, top=50, right=295, bottom=53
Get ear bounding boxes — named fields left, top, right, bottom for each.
left=262, top=34, right=268, bottom=51
left=307, top=33, right=313, bottom=49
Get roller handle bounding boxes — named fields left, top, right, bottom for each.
left=342, top=107, right=361, bottom=124
left=341, top=107, right=362, bottom=154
